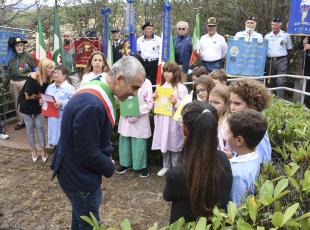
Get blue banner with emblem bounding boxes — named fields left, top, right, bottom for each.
left=288, top=0, right=310, bottom=35
left=225, top=36, right=268, bottom=77
left=161, top=1, right=172, bottom=61
left=0, top=28, right=27, bottom=66
left=124, top=0, right=137, bottom=55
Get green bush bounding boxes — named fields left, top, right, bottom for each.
left=82, top=97, right=310, bottom=229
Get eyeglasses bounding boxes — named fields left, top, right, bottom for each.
left=178, top=28, right=186, bottom=31
left=207, top=25, right=216, bottom=27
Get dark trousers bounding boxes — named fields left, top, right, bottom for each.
left=142, top=59, right=158, bottom=85
left=62, top=186, right=102, bottom=230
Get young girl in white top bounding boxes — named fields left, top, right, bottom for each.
left=80, top=51, right=110, bottom=85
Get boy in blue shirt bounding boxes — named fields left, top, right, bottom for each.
left=227, top=109, right=267, bottom=205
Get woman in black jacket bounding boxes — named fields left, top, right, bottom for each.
left=163, top=101, right=232, bottom=224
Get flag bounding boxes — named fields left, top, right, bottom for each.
left=189, top=13, right=200, bottom=67
left=52, top=0, right=64, bottom=65
left=101, top=8, right=113, bottom=66
left=156, top=1, right=173, bottom=85
left=35, top=14, right=46, bottom=62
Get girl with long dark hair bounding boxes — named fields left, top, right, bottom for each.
left=163, top=101, right=232, bottom=223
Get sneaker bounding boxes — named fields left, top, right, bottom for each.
left=14, top=123, right=25, bottom=130
left=139, top=168, right=149, bottom=178
left=0, top=133, right=9, bottom=140
left=116, top=166, right=132, bottom=174
left=157, top=167, right=169, bottom=177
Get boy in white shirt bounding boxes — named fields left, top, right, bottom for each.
left=227, top=109, right=267, bottom=205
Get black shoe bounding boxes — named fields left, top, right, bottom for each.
left=14, top=123, right=25, bottom=130
left=116, top=166, right=132, bottom=174
left=139, top=168, right=149, bottom=178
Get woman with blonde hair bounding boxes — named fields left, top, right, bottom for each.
left=19, top=58, right=54, bottom=162
left=81, top=51, right=110, bottom=85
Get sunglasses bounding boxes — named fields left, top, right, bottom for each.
left=178, top=28, right=186, bottom=31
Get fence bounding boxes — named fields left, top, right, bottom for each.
left=0, top=74, right=309, bottom=122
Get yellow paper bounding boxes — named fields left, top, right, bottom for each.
left=173, top=94, right=192, bottom=122
left=154, top=86, right=174, bottom=116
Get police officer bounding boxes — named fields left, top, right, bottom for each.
left=197, top=17, right=227, bottom=73
left=235, top=16, right=263, bottom=42
left=111, top=27, right=126, bottom=63
left=137, top=22, right=161, bottom=85
left=264, top=17, right=292, bottom=99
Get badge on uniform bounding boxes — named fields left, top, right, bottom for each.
left=280, top=40, right=285, bottom=46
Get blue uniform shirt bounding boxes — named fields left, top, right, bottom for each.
left=230, top=150, right=260, bottom=205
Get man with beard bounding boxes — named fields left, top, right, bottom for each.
left=235, top=16, right=263, bottom=42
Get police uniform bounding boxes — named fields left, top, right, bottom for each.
left=197, top=17, right=227, bottom=72
left=264, top=18, right=293, bottom=99
left=137, top=22, right=161, bottom=85
left=111, top=27, right=126, bottom=63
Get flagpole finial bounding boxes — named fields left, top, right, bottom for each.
left=163, top=1, right=172, bottom=9
left=100, top=7, right=112, bottom=15
left=127, top=0, right=135, bottom=3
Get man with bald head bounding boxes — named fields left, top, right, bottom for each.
left=174, top=21, right=192, bottom=74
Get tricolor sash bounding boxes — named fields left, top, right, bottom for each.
left=76, top=80, right=116, bottom=127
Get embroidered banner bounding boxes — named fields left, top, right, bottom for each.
left=225, top=36, right=268, bottom=77
left=74, top=38, right=101, bottom=68
left=288, top=0, right=310, bottom=35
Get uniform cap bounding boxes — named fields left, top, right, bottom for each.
left=142, top=21, right=154, bottom=30
left=207, top=17, right=217, bottom=26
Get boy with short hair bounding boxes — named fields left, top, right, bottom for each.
left=227, top=109, right=267, bottom=205
left=209, top=69, right=227, bottom=86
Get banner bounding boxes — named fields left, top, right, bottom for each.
left=189, top=13, right=200, bottom=67
left=100, top=7, right=113, bottom=66
left=288, top=0, right=310, bottom=35
left=124, top=0, right=137, bottom=55
left=225, top=36, right=268, bottom=77
left=0, top=28, right=27, bottom=66
left=74, top=38, right=101, bottom=68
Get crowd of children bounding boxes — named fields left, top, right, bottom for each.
left=16, top=56, right=272, bottom=223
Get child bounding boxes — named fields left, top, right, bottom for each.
left=209, top=86, right=230, bottom=151
left=152, top=62, right=188, bottom=176
left=190, top=66, right=209, bottom=82
left=45, top=65, right=75, bottom=150
left=117, top=78, right=153, bottom=177
left=229, top=80, right=272, bottom=163
left=192, top=75, right=215, bottom=102
left=163, top=101, right=232, bottom=223
left=227, top=109, right=267, bottom=205
left=209, top=69, right=228, bottom=86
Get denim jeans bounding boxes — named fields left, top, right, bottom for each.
left=201, top=60, right=223, bottom=73
left=62, top=186, right=102, bottom=230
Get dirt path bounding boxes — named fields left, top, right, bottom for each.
left=0, top=146, right=170, bottom=230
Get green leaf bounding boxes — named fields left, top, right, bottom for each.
left=288, top=177, right=300, bottom=191
left=272, top=212, right=284, bottom=227
left=295, top=212, right=310, bottom=221
left=195, top=217, right=207, bottom=230
left=247, top=196, right=258, bottom=224
left=90, top=212, right=100, bottom=229
left=120, top=219, right=131, bottom=230
left=258, top=180, right=274, bottom=205
left=300, top=169, right=310, bottom=193
left=237, top=222, right=253, bottom=230
left=170, top=217, right=185, bottom=230
left=284, top=163, right=300, bottom=177
left=227, top=201, right=238, bottom=223
left=256, top=227, right=265, bottom=230
left=273, top=179, right=288, bottom=198
left=282, top=203, right=299, bottom=226
left=80, top=215, right=96, bottom=228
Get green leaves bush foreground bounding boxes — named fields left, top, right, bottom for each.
left=82, top=97, right=310, bottom=229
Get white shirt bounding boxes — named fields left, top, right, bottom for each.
left=81, top=72, right=97, bottom=85
left=264, top=30, right=292, bottom=57
left=197, top=32, right=227, bottom=62
left=137, top=35, right=161, bottom=60
left=234, top=30, right=263, bottom=42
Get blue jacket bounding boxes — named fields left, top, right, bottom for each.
left=173, top=35, right=192, bottom=73
left=51, top=92, right=115, bottom=192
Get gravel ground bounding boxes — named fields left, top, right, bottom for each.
left=0, top=146, right=171, bottom=230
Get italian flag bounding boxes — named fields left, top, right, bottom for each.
left=156, top=30, right=175, bottom=85
left=52, top=0, right=64, bottom=65
left=189, top=13, right=200, bottom=67
left=35, top=14, right=46, bottom=62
